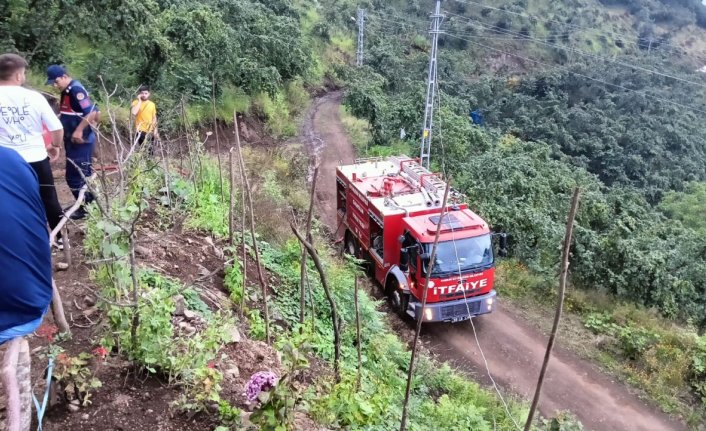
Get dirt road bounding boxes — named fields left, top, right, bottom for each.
left=304, top=92, right=686, bottom=431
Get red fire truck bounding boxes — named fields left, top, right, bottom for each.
left=337, top=155, right=505, bottom=323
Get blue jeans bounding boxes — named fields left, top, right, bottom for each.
left=0, top=313, right=45, bottom=345
left=65, top=139, right=95, bottom=202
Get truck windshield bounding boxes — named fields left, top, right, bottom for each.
left=425, top=234, right=493, bottom=276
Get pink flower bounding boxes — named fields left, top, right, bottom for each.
left=36, top=324, right=58, bottom=342
left=92, top=346, right=109, bottom=359
left=207, top=361, right=216, bottom=369
left=244, top=371, right=278, bottom=402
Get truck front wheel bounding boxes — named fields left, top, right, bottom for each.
left=386, top=279, right=409, bottom=319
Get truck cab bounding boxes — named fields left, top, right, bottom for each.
left=337, top=155, right=499, bottom=323
left=394, top=211, right=496, bottom=322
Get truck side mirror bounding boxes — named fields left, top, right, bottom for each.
left=400, top=249, right=410, bottom=271
left=420, top=252, right=431, bottom=274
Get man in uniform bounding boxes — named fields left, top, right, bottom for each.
left=45, top=65, right=99, bottom=220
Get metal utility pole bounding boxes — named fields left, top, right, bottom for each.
left=356, top=8, right=366, bottom=67
left=420, top=0, right=443, bottom=169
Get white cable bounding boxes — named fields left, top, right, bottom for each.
left=366, top=8, right=706, bottom=115
left=365, top=10, right=433, bottom=28
left=368, top=14, right=519, bottom=41
left=442, top=31, right=706, bottom=115
left=443, top=12, right=706, bottom=91
left=435, top=79, right=523, bottom=431
left=449, top=0, right=706, bottom=63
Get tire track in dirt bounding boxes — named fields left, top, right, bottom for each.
left=301, top=91, right=355, bottom=230
left=302, top=92, right=686, bottom=431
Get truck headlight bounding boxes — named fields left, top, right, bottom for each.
left=424, top=307, right=433, bottom=321
left=486, top=297, right=494, bottom=311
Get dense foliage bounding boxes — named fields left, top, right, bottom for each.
left=1, top=0, right=313, bottom=110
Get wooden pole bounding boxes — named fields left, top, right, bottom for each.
left=523, top=188, right=581, bottom=430
left=49, top=185, right=87, bottom=249
left=300, top=166, right=319, bottom=326
left=354, top=275, right=363, bottom=391
left=238, top=138, right=248, bottom=318
left=228, top=148, right=235, bottom=247
left=234, top=113, right=270, bottom=344
left=291, top=224, right=341, bottom=383
left=400, top=183, right=451, bottom=431
left=61, top=225, right=71, bottom=267
left=50, top=280, right=70, bottom=335
left=212, top=77, right=225, bottom=203
left=158, top=134, right=173, bottom=211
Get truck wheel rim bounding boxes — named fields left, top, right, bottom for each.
left=391, top=291, right=401, bottom=311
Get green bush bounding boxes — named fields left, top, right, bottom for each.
left=692, top=335, right=706, bottom=406
left=224, top=261, right=244, bottom=304
left=185, top=155, right=230, bottom=238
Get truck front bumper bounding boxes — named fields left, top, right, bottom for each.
left=408, top=290, right=497, bottom=323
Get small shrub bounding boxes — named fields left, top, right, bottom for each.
left=250, top=341, right=310, bottom=430
left=691, top=335, right=706, bottom=406
left=185, top=156, right=230, bottom=238
left=248, top=309, right=267, bottom=341
left=224, top=260, right=244, bottom=304
left=51, top=349, right=103, bottom=406
left=617, top=326, right=661, bottom=360
left=254, top=91, right=297, bottom=138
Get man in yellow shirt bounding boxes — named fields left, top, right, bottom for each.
left=130, top=85, right=158, bottom=151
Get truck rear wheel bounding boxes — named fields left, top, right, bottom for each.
left=344, top=233, right=357, bottom=257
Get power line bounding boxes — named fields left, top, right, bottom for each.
left=442, top=31, right=706, bottom=115
left=443, top=12, right=706, bottom=91
left=368, top=14, right=518, bottom=40
left=365, top=10, right=434, bottom=28
left=448, top=0, right=706, bottom=62
left=369, top=7, right=706, bottom=92
left=364, top=7, right=706, bottom=114
left=433, top=74, right=523, bottom=431
left=366, top=13, right=417, bottom=28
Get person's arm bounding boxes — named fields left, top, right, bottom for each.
left=149, top=103, right=158, bottom=138
left=131, top=99, right=141, bottom=116
left=47, top=129, right=63, bottom=162
left=72, top=111, right=98, bottom=143
left=71, top=88, right=99, bottom=143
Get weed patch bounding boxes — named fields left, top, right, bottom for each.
left=497, top=259, right=706, bottom=426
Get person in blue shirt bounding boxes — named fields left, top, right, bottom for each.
left=46, top=65, right=100, bottom=220
left=0, top=146, right=53, bottom=344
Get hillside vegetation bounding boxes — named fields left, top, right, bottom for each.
left=337, top=0, right=706, bottom=424
left=2, top=0, right=705, bottom=428
left=1, top=1, right=586, bottom=430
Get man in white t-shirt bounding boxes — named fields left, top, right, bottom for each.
left=0, top=53, right=65, bottom=246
